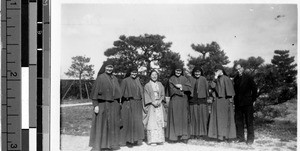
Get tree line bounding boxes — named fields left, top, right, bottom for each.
left=64, top=34, right=297, bottom=111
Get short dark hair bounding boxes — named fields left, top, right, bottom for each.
left=234, top=63, right=243, bottom=69
left=149, top=69, right=159, bottom=77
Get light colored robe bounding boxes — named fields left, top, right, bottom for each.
left=143, top=80, right=166, bottom=144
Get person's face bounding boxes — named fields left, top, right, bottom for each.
left=130, top=71, right=138, bottom=79
left=235, top=64, right=244, bottom=75
left=194, top=71, right=201, bottom=78
left=150, top=71, right=158, bottom=82
left=105, top=65, right=113, bottom=74
left=215, top=69, right=222, bottom=77
left=175, top=69, right=182, bottom=77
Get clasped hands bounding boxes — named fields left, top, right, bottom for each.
left=94, top=106, right=99, bottom=114
left=175, top=84, right=183, bottom=91
left=152, top=99, right=162, bottom=107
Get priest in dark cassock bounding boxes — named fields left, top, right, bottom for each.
left=166, top=65, right=192, bottom=142
left=119, top=66, right=145, bottom=146
left=208, top=65, right=236, bottom=141
left=188, top=66, right=210, bottom=139
left=233, top=64, right=257, bottom=145
left=89, top=60, right=123, bottom=151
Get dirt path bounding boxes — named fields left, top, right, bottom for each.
left=60, top=102, right=297, bottom=151
left=60, top=135, right=237, bottom=151
left=61, top=102, right=92, bottom=107
left=60, top=134, right=297, bottom=151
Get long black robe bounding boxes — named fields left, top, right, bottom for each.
left=119, top=76, right=145, bottom=145
left=166, top=75, right=192, bottom=141
left=208, top=75, right=236, bottom=140
left=188, top=76, right=209, bottom=137
left=89, top=73, right=122, bottom=150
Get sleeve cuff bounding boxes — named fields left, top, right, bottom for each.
left=92, top=99, right=99, bottom=107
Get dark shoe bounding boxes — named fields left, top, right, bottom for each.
left=246, top=140, right=254, bottom=145
left=110, top=146, right=121, bottom=150
left=134, top=140, right=143, bottom=146
left=126, top=142, right=134, bottom=148
left=157, top=142, right=164, bottom=145
left=182, top=139, right=188, bottom=144
left=167, top=140, right=178, bottom=144
left=201, top=136, right=209, bottom=141
left=100, top=148, right=112, bottom=151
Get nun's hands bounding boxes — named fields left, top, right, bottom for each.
left=207, top=97, right=213, bottom=104
left=94, top=106, right=99, bottom=114
left=175, top=84, right=183, bottom=90
left=152, top=100, right=161, bottom=107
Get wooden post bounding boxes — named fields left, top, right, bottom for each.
left=61, top=80, right=75, bottom=100
left=85, top=81, right=90, bottom=99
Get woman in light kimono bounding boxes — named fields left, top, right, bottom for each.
left=143, top=69, right=166, bottom=145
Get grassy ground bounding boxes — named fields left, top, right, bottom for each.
left=60, top=99, right=297, bottom=150
left=255, top=99, right=297, bottom=141
left=61, top=105, right=93, bottom=136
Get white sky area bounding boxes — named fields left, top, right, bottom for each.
left=60, top=3, right=297, bottom=79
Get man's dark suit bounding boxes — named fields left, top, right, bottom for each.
left=233, top=73, right=257, bottom=144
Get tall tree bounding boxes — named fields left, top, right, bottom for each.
left=233, top=50, right=297, bottom=107
left=270, top=50, right=297, bottom=104
left=271, top=50, right=297, bottom=84
left=65, top=56, right=95, bottom=100
left=104, top=34, right=173, bottom=75
left=188, top=41, right=230, bottom=79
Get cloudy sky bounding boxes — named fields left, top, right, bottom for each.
left=60, top=2, right=297, bottom=79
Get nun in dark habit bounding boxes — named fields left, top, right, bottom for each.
left=208, top=65, right=236, bottom=141
left=89, top=60, right=123, bottom=151
left=119, top=66, right=145, bottom=146
left=188, top=66, right=210, bottom=138
left=166, top=64, right=192, bottom=143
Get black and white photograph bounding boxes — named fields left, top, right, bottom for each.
left=57, top=1, right=298, bottom=151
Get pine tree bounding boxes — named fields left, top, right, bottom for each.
left=65, top=56, right=95, bottom=100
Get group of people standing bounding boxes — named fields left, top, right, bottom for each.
left=88, top=60, right=257, bottom=151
